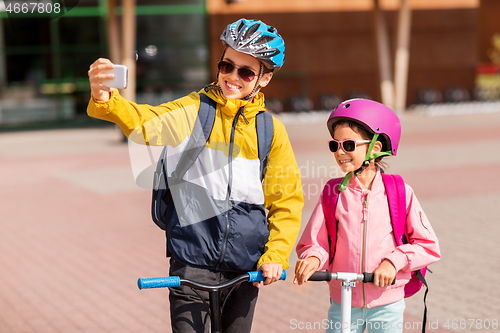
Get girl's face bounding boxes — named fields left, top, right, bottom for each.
left=217, top=47, right=273, bottom=100
left=332, top=123, right=371, bottom=173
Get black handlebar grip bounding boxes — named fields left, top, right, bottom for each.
left=363, top=273, right=396, bottom=285
left=308, top=271, right=333, bottom=282
left=363, top=273, right=374, bottom=283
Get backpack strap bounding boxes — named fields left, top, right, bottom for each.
left=151, top=94, right=216, bottom=230
left=381, top=173, right=429, bottom=333
left=416, top=270, right=429, bottom=333
left=321, top=178, right=343, bottom=265
left=171, top=94, right=216, bottom=180
left=174, top=98, right=271, bottom=182
left=325, top=174, right=408, bottom=264
left=151, top=146, right=169, bottom=229
left=381, top=174, right=407, bottom=246
left=255, top=110, right=274, bottom=181
left=152, top=95, right=272, bottom=229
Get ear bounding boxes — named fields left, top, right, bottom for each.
left=372, top=140, right=383, bottom=153
left=258, top=72, right=273, bottom=88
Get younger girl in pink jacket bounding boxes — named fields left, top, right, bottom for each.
left=294, top=99, right=440, bottom=333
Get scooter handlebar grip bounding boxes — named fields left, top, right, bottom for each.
left=308, top=271, right=333, bottom=282
left=138, top=276, right=181, bottom=289
left=247, top=270, right=287, bottom=282
left=363, top=273, right=374, bottom=283
left=362, top=273, right=396, bottom=285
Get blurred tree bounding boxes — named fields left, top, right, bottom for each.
left=488, top=33, right=500, bottom=65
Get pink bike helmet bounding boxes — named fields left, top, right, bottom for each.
left=327, top=98, right=401, bottom=156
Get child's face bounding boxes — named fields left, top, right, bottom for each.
left=332, top=123, right=371, bottom=173
left=218, top=47, right=273, bottom=100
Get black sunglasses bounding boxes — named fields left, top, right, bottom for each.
left=218, top=61, right=257, bottom=82
left=329, top=139, right=371, bottom=153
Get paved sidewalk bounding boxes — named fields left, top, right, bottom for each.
left=0, top=111, right=499, bottom=333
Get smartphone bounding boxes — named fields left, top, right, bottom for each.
left=101, top=64, right=128, bottom=89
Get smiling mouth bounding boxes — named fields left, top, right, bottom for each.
left=225, top=81, right=241, bottom=90
left=339, top=159, right=353, bottom=164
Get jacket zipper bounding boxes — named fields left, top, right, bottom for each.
left=216, top=105, right=244, bottom=270
left=362, top=194, right=368, bottom=307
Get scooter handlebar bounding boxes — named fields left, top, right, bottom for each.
left=362, top=273, right=396, bottom=285
left=138, top=276, right=181, bottom=289
left=309, top=271, right=395, bottom=285
left=363, top=273, right=375, bottom=283
left=307, top=270, right=333, bottom=282
left=138, top=269, right=287, bottom=290
left=247, top=269, right=287, bottom=282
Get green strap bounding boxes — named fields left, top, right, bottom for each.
left=360, top=151, right=392, bottom=170
left=360, top=133, right=392, bottom=169
left=338, top=133, right=392, bottom=192
left=338, top=172, right=353, bottom=192
left=364, top=133, right=380, bottom=161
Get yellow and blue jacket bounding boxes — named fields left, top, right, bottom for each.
left=87, top=87, right=304, bottom=272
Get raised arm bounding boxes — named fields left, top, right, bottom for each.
left=88, top=58, right=116, bottom=102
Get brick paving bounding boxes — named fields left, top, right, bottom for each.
left=0, top=110, right=499, bottom=333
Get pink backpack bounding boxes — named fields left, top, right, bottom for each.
left=322, top=174, right=429, bottom=329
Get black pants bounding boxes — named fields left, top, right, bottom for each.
left=169, top=259, right=259, bottom=333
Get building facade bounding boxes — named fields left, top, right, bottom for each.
left=0, top=0, right=498, bottom=123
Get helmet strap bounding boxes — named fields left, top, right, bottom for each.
left=337, top=133, right=392, bottom=192
left=338, top=172, right=353, bottom=192
left=243, top=63, right=264, bottom=101
left=216, top=47, right=228, bottom=83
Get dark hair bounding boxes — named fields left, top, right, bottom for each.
left=332, top=120, right=390, bottom=170
left=262, top=66, right=274, bottom=74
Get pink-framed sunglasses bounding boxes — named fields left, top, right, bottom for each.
left=328, top=139, right=371, bottom=153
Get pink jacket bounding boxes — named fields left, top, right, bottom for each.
left=296, top=170, right=441, bottom=308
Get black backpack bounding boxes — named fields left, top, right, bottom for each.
left=151, top=94, right=274, bottom=230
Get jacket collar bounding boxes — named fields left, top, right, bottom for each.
left=348, top=168, right=385, bottom=193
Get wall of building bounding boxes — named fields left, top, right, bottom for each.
left=207, top=0, right=479, bottom=14
left=478, top=0, right=500, bottom=63
left=208, top=1, right=478, bottom=109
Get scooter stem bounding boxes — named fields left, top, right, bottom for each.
left=340, top=279, right=357, bottom=333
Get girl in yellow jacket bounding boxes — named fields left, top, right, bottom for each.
left=87, top=19, right=303, bottom=333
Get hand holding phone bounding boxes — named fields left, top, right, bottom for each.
left=101, top=64, right=128, bottom=89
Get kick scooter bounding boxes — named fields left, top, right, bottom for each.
left=138, top=270, right=287, bottom=333
left=309, top=271, right=395, bottom=333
